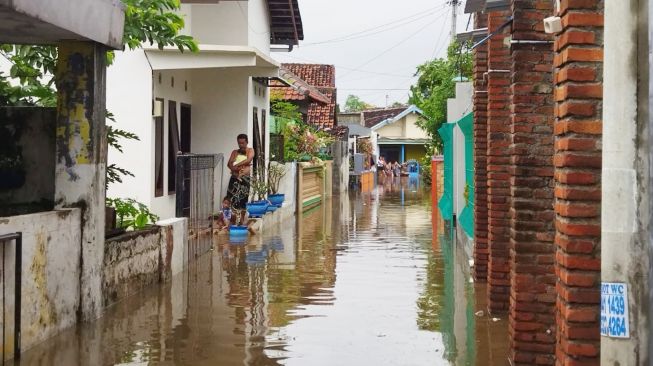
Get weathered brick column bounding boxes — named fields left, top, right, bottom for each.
left=473, top=12, right=489, bottom=282
left=553, top=0, right=603, bottom=364
left=486, top=10, right=512, bottom=313
left=508, top=1, right=557, bottom=364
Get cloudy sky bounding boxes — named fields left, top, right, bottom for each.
left=272, top=0, right=471, bottom=108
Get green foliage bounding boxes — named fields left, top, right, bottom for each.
left=0, top=0, right=198, bottom=186
left=409, top=41, right=472, bottom=153
left=0, top=0, right=198, bottom=106
left=267, top=162, right=286, bottom=195
left=270, top=93, right=303, bottom=121
left=282, top=120, right=335, bottom=162
left=106, top=111, right=140, bottom=187
left=250, top=177, right=269, bottom=202
left=106, top=197, right=159, bottom=230
left=122, top=0, right=198, bottom=52
left=344, top=94, right=375, bottom=112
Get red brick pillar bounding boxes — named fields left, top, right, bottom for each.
left=508, top=1, right=557, bottom=364
left=553, top=1, right=603, bottom=364
left=486, top=10, right=512, bottom=313
left=473, top=12, right=489, bottom=282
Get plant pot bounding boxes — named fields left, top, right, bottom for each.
left=268, top=193, right=285, bottom=207
left=229, top=225, right=248, bottom=234
left=246, top=201, right=269, bottom=218
left=229, top=225, right=248, bottom=244
left=266, top=205, right=278, bottom=213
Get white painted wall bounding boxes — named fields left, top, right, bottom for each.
left=0, top=209, right=82, bottom=359
left=447, top=82, right=473, bottom=220
left=405, top=113, right=427, bottom=139
left=376, top=121, right=403, bottom=137
left=191, top=68, right=250, bottom=212
left=250, top=77, right=271, bottom=170
left=188, top=3, right=248, bottom=46
left=150, top=69, right=194, bottom=219
left=106, top=49, right=153, bottom=208
left=601, top=0, right=651, bottom=362
left=248, top=0, right=271, bottom=53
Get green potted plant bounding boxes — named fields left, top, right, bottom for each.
left=267, top=162, right=287, bottom=207
left=246, top=176, right=269, bottom=218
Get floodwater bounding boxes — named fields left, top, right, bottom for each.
left=13, top=179, right=509, bottom=365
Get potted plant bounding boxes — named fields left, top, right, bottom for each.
left=267, top=162, right=286, bottom=207
left=246, top=176, right=269, bottom=218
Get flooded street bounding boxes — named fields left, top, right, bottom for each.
left=14, top=181, right=508, bottom=365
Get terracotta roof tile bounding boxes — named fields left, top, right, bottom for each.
left=282, top=63, right=336, bottom=88
left=271, top=63, right=338, bottom=129
left=362, top=107, right=407, bottom=128
left=307, top=88, right=337, bottom=129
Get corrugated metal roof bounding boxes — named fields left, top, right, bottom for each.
left=456, top=28, right=489, bottom=43
left=485, top=0, right=510, bottom=11
left=464, top=0, right=485, bottom=14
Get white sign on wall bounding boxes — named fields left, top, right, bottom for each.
left=600, top=282, right=630, bottom=338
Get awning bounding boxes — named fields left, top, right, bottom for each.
left=144, top=44, right=279, bottom=77
left=463, top=0, right=511, bottom=14
left=0, top=0, right=124, bottom=48
left=457, top=28, right=489, bottom=43
left=378, top=138, right=430, bottom=145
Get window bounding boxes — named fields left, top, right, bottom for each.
left=168, top=101, right=180, bottom=194
left=154, top=98, right=164, bottom=197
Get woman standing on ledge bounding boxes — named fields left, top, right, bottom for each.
left=227, top=133, right=255, bottom=224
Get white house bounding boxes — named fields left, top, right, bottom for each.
left=107, top=0, right=304, bottom=220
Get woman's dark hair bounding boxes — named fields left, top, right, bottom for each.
left=237, top=134, right=248, bottom=142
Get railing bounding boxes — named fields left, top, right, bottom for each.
left=175, top=154, right=224, bottom=258
left=0, top=232, right=21, bottom=365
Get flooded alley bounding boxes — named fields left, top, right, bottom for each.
left=13, top=181, right=508, bottom=366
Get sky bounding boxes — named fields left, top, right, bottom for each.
left=271, top=0, right=472, bottom=108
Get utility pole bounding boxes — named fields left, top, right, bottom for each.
left=448, top=0, right=460, bottom=38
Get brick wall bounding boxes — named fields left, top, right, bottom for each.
left=553, top=0, right=603, bottom=364
left=509, top=1, right=557, bottom=364
left=473, top=12, right=489, bottom=283
left=486, top=10, right=513, bottom=313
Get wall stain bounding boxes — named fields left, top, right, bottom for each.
left=30, top=232, right=58, bottom=330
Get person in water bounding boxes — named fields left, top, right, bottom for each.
left=227, top=134, right=255, bottom=224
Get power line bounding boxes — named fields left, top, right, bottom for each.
left=339, top=19, right=442, bottom=79
left=281, top=53, right=417, bottom=78
left=300, top=4, right=448, bottom=47
left=300, top=6, right=449, bottom=48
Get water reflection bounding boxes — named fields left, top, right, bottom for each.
left=13, top=180, right=507, bottom=366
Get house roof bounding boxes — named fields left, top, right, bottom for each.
left=362, top=107, right=407, bottom=128
left=272, top=63, right=338, bottom=129
left=365, top=105, right=425, bottom=130
left=266, top=0, right=304, bottom=46
left=282, top=63, right=336, bottom=88
left=307, top=88, right=337, bottom=129
left=272, top=67, right=331, bottom=104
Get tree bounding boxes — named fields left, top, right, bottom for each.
left=0, top=0, right=199, bottom=186
left=344, top=94, right=375, bottom=112
left=270, top=92, right=302, bottom=121
left=409, top=41, right=472, bottom=153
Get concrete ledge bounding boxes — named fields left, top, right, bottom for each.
left=250, top=202, right=295, bottom=234
left=103, top=217, right=188, bottom=308
left=0, top=0, right=125, bottom=48
left=0, top=208, right=82, bottom=359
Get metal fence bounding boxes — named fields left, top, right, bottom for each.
left=0, top=232, right=21, bottom=365
left=175, top=154, right=224, bottom=258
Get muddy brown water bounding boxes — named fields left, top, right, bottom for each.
left=12, top=181, right=508, bottom=365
